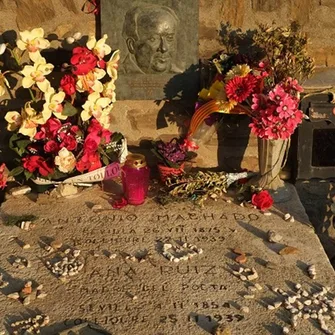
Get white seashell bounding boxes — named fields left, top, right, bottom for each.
left=263, top=211, right=272, bottom=216
left=267, top=305, right=275, bottom=310
left=273, top=287, right=279, bottom=293
left=284, top=213, right=291, bottom=221
left=291, top=308, right=299, bottom=314
left=282, top=326, right=290, bottom=334
left=240, top=306, right=250, bottom=313
left=66, top=37, right=75, bottom=44
left=240, top=275, right=247, bottom=281
left=248, top=286, right=258, bottom=292
left=304, top=300, right=312, bottom=306
left=173, top=257, right=180, bottom=263
left=244, top=294, right=255, bottom=299
left=303, top=313, right=310, bottom=319
left=247, top=272, right=258, bottom=281
left=238, top=267, right=244, bottom=273
left=295, top=283, right=302, bottom=290
left=73, top=32, right=82, bottom=40
left=302, top=290, right=309, bottom=297
left=289, top=216, right=295, bottom=223
left=311, top=313, right=318, bottom=319
left=288, top=296, right=296, bottom=304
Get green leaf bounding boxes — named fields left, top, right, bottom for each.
left=111, top=132, right=124, bottom=143
left=62, top=102, right=78, bottom=116
left=102, top=155, right=110, bottom=166
left=24, top=170, right=34, bottom=180
left=9, top=166, right=24, bottom=177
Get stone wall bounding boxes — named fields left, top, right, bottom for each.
left=1, top=0, right=335, bottom=170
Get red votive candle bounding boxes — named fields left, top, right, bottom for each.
left=121, top=154, right=150, bottom=205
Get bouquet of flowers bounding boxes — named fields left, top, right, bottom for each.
left=0, top=28, right=125, bottom=183
left=187, top=22, right=315, bottom=143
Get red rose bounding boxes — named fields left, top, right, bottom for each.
left=59, top=132, right=77, bottom=151
left=83, top=133, right=100, bottom=153
left=70, top=47, right=97, bottom=75
left=88, top=119, right=112, bottom=144
left=76, top=152, right=102, bottom=173
left=251, top=190, right=274, bottom=211
left=60, top=74, right=77, bottom=96
left=22, top=156, right=54, bottom=177
left=44, top=140, right=59, bottom=153
left=35, top=118, right=62, bottom=140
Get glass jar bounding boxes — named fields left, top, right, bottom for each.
left=121, top=154, right=150, bottom=205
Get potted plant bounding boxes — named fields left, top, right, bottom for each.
left=152, top=138, right=192, bottom=183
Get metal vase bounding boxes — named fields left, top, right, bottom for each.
left=256, top=138, right=290, bottom=190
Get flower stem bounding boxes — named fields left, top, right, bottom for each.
left=28, top=88, right=36, bottom=102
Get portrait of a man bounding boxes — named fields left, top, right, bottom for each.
left=121, top=3, right=183, bottom=74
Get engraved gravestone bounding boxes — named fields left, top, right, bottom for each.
left=101, top=0, right=199, bottom=100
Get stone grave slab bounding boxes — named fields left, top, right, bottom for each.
left=0, top=184, right=334, bottom=334
left=101, top=0, right=199, bottom=100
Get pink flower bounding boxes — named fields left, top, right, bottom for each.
left=225, top=74, right=257, bottom=103
left=276, top=96, right=297, bottom=118
left=0, top=163, right=8, bottom=190
left=251, top=94, right=268, bottom=112
left=269, top=85, right=288, bottom=103
left=285, top=77, right=303, bottom=93
left=88, top=119, right=111, bottom=144
left=182, top=138, right=199, bottom=151
left=60, top=74, right=77, bottom=96
left=59, top=132, right=77, bottom=151
left=76, top=152, right=102, bottom=173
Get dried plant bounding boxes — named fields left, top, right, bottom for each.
left=158, top=171, right=252, bottom=206
left=253, top=22, right=315, bottom=85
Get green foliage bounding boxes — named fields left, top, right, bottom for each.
left=62, top=102, right=78, bottom=116
left=9, top=133, right=30, bottom=156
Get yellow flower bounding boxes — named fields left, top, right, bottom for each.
left=0, top=70, right=9, bottom=97
left=216, top=99, right=237, bottom=113
left=96, top=105, right=113, bottom=130
left=42, top=88, right=66, bottom=121
left=55, top=148, right=76, bottom=173
left=106, top=50, right=120, bottom=80
left=225, top=64, right=251, bottom=82
left=16, top=28, right=50, bottom=62
left=198, top=80, right=225, bottom=101
left=76, top=68, right=105, bottom=93
left=21, top=57, right=54, bottom=92
left=81, top=92, right=111, bottom=122
left=102, top=80, right=116, bottom=102
left=5, top=111, right=22, bottom=131
left=86, top=34, right=111, bottom=59
left=5, top=103, right=45, bottom=138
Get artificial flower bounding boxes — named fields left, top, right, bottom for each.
left=16, top=28, right=50, bottom=62
left=225, top=64, right=251, bottom=82
left=70, top=47, right=97, bottom=75
left=217, top=99, right=237, bottom=113
left=0, top=163, right=8, bottom=190
left=95, top=105, right=113, bottom=129
left=42, top=88, right=66, bottom=121
left=21, top=57, right=54, bottom=92
left=225, top=74, right=257, bottom=103
left=276, top=96, right=297, bottom=118
left=34, top=117, right=62, bottom=140
left=83, top=132, right=100, bottom=153
left=44, top=140, right=59, bottom=153
left=88, top=118, right=112, bottom=143
left=251, top=190, right=273, bottom=211
left=5, top=111, right=22, bottom=131
left=106, top=49, right=120, bottom=80
left=86, top=34, right=111, bottom=59
left=22, top=155, right=53, bottom=176
left=269, top=85, right=287, bottom=102
left=76, top=151, right=102, bottom=172
left=76, top=68, right=105, bottom=93
left=182, top=138, right=199, bottom=151
left=0, top=70, right=9, bottom=96
left=102, top=80, right=116, bottom=101
left=60, top=74, right=77, bottom=96
left=54, top=148, right=76, bottom=173
left=81, top=91, right=111, bottom=122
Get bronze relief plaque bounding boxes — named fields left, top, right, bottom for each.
left=101, top=0, right=199, bottom=100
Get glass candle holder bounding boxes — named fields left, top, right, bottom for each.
left=121, top=154, right=150, bottom=205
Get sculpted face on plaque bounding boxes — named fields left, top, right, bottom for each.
left=122, top=4, right=184, bottom=74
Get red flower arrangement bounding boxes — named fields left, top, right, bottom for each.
left=251, top=189, right=273, bottom=211
left=1, top=28, right=124, bottom=182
